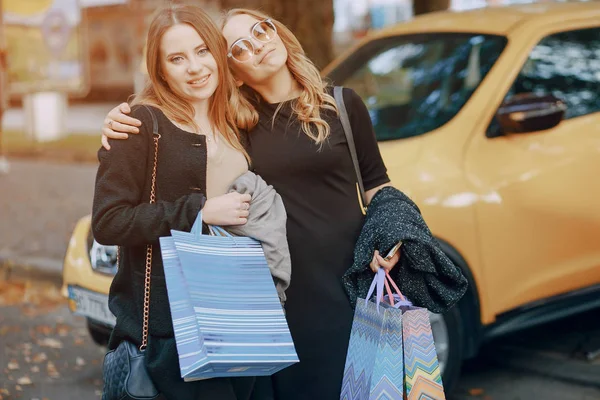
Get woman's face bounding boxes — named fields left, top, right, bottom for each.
left=159, top=23, right=219, bottom=104
left=222, top=14, right=288, bottom=86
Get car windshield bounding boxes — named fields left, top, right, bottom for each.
left=327, top=33, right=508, bottom=141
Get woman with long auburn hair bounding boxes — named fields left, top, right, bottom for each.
left=92, top=5, right=272, bottom=399
left=102, top=7, right=403, bottom=399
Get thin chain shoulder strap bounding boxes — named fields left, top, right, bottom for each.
left=115, top=105, right=160, bottom=351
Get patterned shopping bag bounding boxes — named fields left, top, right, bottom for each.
left=403, top=306, right=445, bottom=400
left=159, top=212, right=299, bottom=381
left=341, top=269, right=446, bottom=400
left=341, top=269, right=409, bottom=400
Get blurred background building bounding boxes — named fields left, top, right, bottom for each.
left=1, top=0, right=597, bottom=104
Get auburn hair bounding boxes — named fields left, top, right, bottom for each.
left=222, top=9, right=338, bottom=145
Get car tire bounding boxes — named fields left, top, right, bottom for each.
left=432, top=305, right=464, bottom=394
left=86, top=319, right=111, bottom=346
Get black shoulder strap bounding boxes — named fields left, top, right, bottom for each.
left=333, top=86, right=367, bottom=214
left=141, top=105, right=159, bottom=135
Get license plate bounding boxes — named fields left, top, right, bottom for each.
left=67, top=285, right=116, bottom=327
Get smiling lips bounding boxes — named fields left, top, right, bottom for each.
left=187, top=75, right=211, bottom=87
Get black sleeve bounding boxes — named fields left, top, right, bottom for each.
left=343, top=87, right=391, bottom=191
left=92, top=106, right=205, bottom=247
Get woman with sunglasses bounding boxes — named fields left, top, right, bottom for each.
left=101, top=8, right=401, bottom=399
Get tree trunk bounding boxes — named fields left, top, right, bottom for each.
left=219, top=0, right=334, bottom=69
left=413, top=0, right=450, bottom=15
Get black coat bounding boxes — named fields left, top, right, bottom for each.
left=92, top=105, right=262, bottom=400
left=342, top=187, right=468, bottom=313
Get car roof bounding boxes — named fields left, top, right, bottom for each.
left=375, top=2, right=600, bottom=37
left=322, top=2, right=600, bottom=76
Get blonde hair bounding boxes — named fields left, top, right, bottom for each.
left=132, top=4, right=253, bottom=160
left=222, top=9, right=338, bottom=145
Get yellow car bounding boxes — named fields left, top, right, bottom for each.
left=63, top=2, right=600, bottom=392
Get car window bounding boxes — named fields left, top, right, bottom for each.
left=488, top=27, right=600, bottom=136
left=327, top=34, right=507, bottom=141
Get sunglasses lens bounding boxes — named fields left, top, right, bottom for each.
left=253, top=20, right=276, bottom=42
left=231, top=39, right=254, bottom=62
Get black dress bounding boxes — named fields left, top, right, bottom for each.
left=246, top=87, right=390, bottom=399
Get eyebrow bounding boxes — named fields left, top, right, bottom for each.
left=230, top=20, right=260, bottom=46
left=166, top=43, right=207, bottom=58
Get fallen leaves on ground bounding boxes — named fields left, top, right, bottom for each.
left=0, top=279, right=65, bottom=316
left=32, top=352, right=48, bottom=363
left=16, top=376, right=32, bottom=385
left=38, top=338, right=63, bottom=349
left=47, top=361, right=60, bottom=378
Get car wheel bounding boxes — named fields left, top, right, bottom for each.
left=430, top=305, right=463, bottom=394
left=86, top=319, right=111, bottom=346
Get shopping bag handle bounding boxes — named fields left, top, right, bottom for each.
left=365, top=269, right=388, bottom=311
left=384, top=271, right=412, bottom=309
left=385, top=271, right=406, bottom=303
left=365, top=269, right=411, bottom=312
left=191, top=211, right=234, bottom=239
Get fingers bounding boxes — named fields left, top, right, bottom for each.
left=238, top=209, right=250, bottom=218
left=102, top=126, right=129, bottom=140
left=234, top=216, right=248, bottom=225
left=370, top=249, right=401, bottom=274
left=240, top=193, right=252, bottom=203
left=370, top=250, right=380, bottom=273
left=376, top=253, right=399, bottom=273
left=108, top=103, right=141, bottom=130
left=118, top=102, right=131, bottom=114
left=110, top=119, right=140, bottom=134
left=236, top=193, right=251, bottom=212
left=101, top=134, right=111, bottom=151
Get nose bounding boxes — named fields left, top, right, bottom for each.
left=251, top=37, right=265, bottom=54
left=187, top=57, right=203, bottom=74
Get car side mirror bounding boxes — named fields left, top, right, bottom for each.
left=496, top=93, right=566, bottom=135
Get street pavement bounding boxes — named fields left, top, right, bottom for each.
left=0, top=159, right=97, bottom=269
left=1, top=157, right=600, bottom=399
left=2, top=104, right=115, bottom=135
left=0, top=269, right=105, bottom=400
left=1, top=268, right=599, bottom=400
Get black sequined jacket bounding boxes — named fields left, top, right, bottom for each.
left=342, top=187, right=468, bottom=313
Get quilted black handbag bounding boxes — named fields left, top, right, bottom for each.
left=102, top=341, right=159, bottom=400
left=101, top=106, right=161, bottom=400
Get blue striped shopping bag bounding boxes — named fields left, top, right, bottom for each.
left=159, top=212, right=298, bottom=382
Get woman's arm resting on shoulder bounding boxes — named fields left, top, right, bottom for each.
left=101, top=102, right=143, bottom=150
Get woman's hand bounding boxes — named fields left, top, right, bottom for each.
left=369, top=248, right=401, bottom=273
left=202, top=192, right=251, bottom=226
left=102, top=103, right=143, bottom=150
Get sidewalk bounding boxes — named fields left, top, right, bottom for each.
left=2, top=103, right=116, bottom=135
left=0, top=158, right=96, bottom=273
